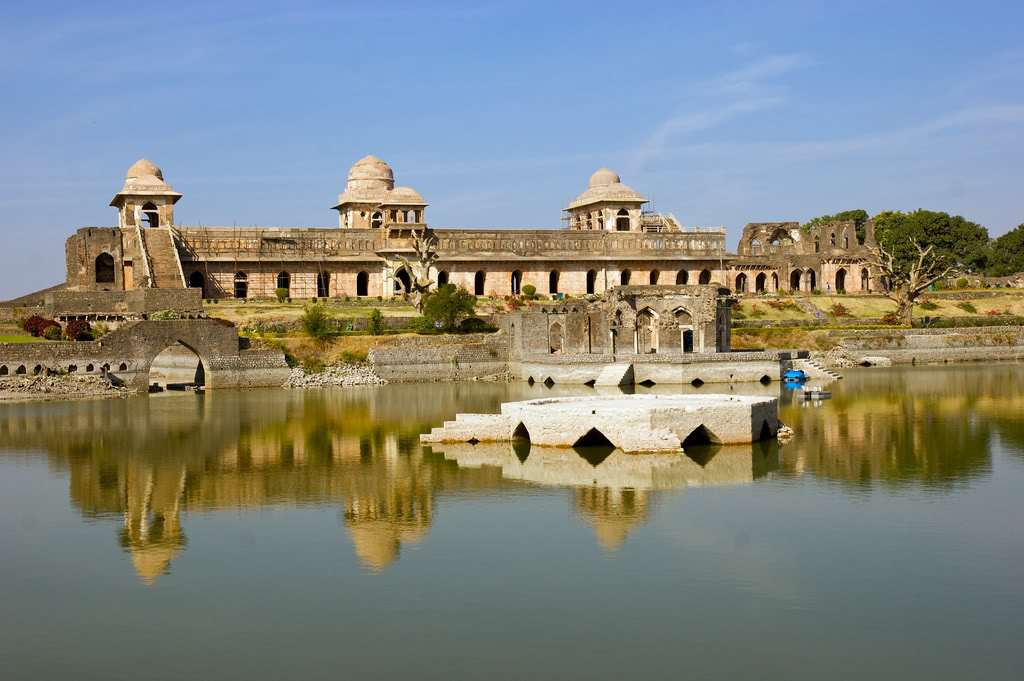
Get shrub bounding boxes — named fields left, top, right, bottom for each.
left=956, top=278, right=969, bottom=289
left=42, top=324, right=63, bottom=340
left=934, top=280, right=948, bottom=290
left=828, top=303, right=852, bottom=317
left=985, top=309, right=1010, bottom=316
left=812, top=289, right=822, bottom=295
left=300, top=303, right=333, bottom=341
left=837, top=289, right=847, bottom=295
left=311, top=297, right=318, bottom=304
left=409, top=316, right=437, bottom=333
left=301, top=357, right=325, bottom=375
left=424, top=284, right=477, bottom=331
left=274, top=288, right=289, bottom=303
left=213, top=298, right=219, bottom=304
left=367, top=308, right=384, bottom=335
left=880, top=313, right=901, bottom=325
left=377, top=296, right=383, bottom=301
left=458, top=317, right=494, bottom=333
left=956, top=301, right=977, bottom=314
left=340, top=350, right=368, bottom=364
left=64, top=320, right=93, bottom=341
left=151, top=309, right=180, bottom=320
left=919, top=299, right=939, bottom=311
left=748, top=305, right=765, bottom=319
left=522, top=284, right=537, bottom=300
left=22, top=315, right=59, bottom=337
left=731, top=302, right=746, bottom=320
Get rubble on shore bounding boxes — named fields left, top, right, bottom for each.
left=0, top=375, right=134, bottom=401
left=284, top=365, right=387, bottom=389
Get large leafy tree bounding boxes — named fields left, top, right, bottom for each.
left=873, top=209, right=989, bottom=273
left=422, top=284, right=476, bottom=332
left=803, top=209, right=869, bottom=243
left=866, top=238, right=955, bottom=325
left=987, top=224, right=1024, bottom=277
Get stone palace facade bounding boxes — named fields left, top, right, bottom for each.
left=59, top=156, right=877, bottom=300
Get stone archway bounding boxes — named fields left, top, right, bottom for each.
left=636, top=308, right=658, bottom=354
left=147, top=340, right=210, bottom=391
left=835, top=268, right=847, bottom=292
left=549, top=322, right=564, bottom=354
left=755, top=272, right=766, bottom=293
left=790, top=269, right=801, bottom=291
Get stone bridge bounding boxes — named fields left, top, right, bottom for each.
left=0, top=319, right=290, bottom=391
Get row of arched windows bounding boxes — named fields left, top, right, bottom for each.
left=185, top=268, right=715, bottom=299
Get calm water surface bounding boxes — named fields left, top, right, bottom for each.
left=2, top=366, right=1024, bottom=680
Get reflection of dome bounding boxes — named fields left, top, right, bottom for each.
left=126, top=158, right=163, bottom=181
left=347, top=520, right=430, bottom=571
left=589, top=167, right=620, bottom=187
left=348, top=155, right=395, bottom=188
left=130, top=546, right=181, bottom=586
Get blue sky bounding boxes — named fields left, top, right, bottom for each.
left=2, top=0, right=1023, bottom=296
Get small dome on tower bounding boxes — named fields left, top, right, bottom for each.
left=348, top=155, right=394, bottom=184
left=589, top=168, right=620, bottom=187
left=125, top=158, right=163, bottom=181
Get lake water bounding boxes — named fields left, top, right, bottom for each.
left=2, top=366, right=1023, bottom=680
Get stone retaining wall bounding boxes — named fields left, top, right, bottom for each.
left=369, top=334, right=509, bottom=381
left=830, top=325, right=1024, bottom=364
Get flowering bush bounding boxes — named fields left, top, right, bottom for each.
left=880, top=313, right=901, bottom=325
left=765, top=299, right=799, bottom=311
left=21, top=315, right=59, bottom=337
left=828, top=303, right=852, bottom=317
left=985, top=309, right=1010, bottom=316
left=64, top=320, right=93, bottom=341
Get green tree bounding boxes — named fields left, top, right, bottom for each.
left=275, top=288, right=289, bottom=303
left=874, top=209, right=989, bottom=273
left=987, top=224, right=1024, bottom=276
left=803, top=209, right=869, bottom=243
left=422, top=284, right=476, bottom=332
left=300, top=303, right=333, bottom=342
left=367, top=308, right=384, bottom=336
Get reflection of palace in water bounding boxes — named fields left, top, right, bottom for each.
left=1, top=367, right=1013, bottom=584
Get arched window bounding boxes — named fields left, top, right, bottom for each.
left=95, top=253, right=115, bottom=284
left=357, top=271, right=369, bottom=296
left=751, top=239, right=762, bottom=255
left=586, top=269, right=597, bottom=295
left=830, top=233, right=836, bottom=247
left=277, top=271, right=290, bottom=292
left=474, top=270, right=486, bottom=296
left=395, top=268, right=411, bottom=295
left=141, top=202, right=159, bottom=228
left=649, top=269, right=660, bottom=285
left=511, top=270, right=522, bottom=295
left=437, top=270, right=449, bottom=288
left=549, top=270, right=559, bottom=294
left=620, top=269, right=631, bottom=286
left=0, top=366, right=7, bottom=376
left=119, top=363, right=128, bottom=372
left=371, top=211, right=383, bottom=229
left=616, top=209, right=630, bottom=232
left=771, top=272, right=779, bottom=292
left=188, top=271, right=205, bottom=294
left=586, top=215, right=592, bottom=230
left=735, top=273, right=747, bottom=293
left=676, top=270, right=688, bottom=285
left=316, top=271, right=330, bottom=298
left=699, top=269, right=711, bottom=285
left=814, top=237, right=821, bottom=253
left=844, top=237, right=849, bottom=249
left=597, top=215, right=604, bottom=230
left=234, top=272, right=247, bottom=299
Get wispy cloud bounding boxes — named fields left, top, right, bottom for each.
left=633, top=54, right=811, bottom=169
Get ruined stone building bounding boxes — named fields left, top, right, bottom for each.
left=729, top=220, right=879, bottom=294
left=62, top=157, right=732, bottom=299
left=55, top=155, right=879, bottom=302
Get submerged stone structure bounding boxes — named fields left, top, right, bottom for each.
left=420, top=394, right=779, bottom=453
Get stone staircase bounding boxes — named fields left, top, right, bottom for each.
left=594, top=363, right=634, bottom=386
left=794, top=358, right=842, bottom=381
left=141, top=229, right=185, bottom=288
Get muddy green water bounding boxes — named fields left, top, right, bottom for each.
left=2, top=366, right=1023, bottom=680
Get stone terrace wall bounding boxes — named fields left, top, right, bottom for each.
left=831, top=326, right=1024, bottom=364
left=369, top=334, right=509, bottom=382
left=44, top=288, right=204, bottom=319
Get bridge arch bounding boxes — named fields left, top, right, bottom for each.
left=146, top=338, right=213, bottom=391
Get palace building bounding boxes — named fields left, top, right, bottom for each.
left=59, top=155, right=877, bottom=301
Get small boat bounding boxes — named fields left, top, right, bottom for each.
left=783, top=369, right=807, bottom=383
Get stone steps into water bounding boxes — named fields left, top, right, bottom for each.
left=593, top=363, right=634, bottom=386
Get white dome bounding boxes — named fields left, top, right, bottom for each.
left=589, top=167, right=620, bottom=187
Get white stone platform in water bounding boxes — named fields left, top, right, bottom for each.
left=420, top=394, right=778, bottom=453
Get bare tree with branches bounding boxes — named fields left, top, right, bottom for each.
left=394, top=228, right=440, bottom=313
left=866, top=238, right=956, bottom=325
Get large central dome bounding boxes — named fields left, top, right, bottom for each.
left=348, top=155, right=395, bottom=190
left=589, top=167, right=620, bottom=187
